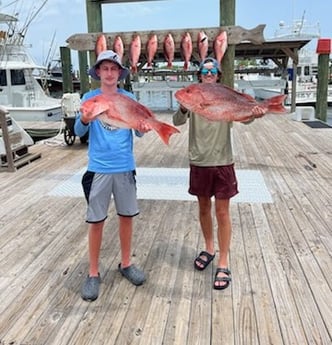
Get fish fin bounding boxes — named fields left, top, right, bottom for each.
left=155, top=122, right=180, bottom=145
left=263, top=95, right=288, bottom=114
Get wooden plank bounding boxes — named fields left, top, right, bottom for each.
left=162, top=202, right=200, bottom=344
left=228, top=204, right=259, bottom=345
left=0, top=113, right=332, bottom=345
left=66, top=25, right=266, bottom=52
left=0, top=108, right=15, bottom=172
left=237, top=117, right=332, bottom=343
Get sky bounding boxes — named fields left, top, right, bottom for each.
left=0, top=0, right=331, bottom=69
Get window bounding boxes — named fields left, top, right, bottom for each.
left=10, top=69, right=25, bottom=85
left=0, top=70, right=7, bottom=86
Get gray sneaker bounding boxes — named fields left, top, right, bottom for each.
left=81, top=274, right=101, bottom=301
left=118, top=264, right=146, bottom=286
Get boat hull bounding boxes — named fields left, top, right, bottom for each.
left=5, top=106, right=63, bottom=122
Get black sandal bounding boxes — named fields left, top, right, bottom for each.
left=194, top=251, right=215, bottom=271
left=214, top=268, right=231, bottom=290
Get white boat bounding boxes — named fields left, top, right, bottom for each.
left=0, top=12, right=62, bottom=123
left=235, top=75, right=286, bottom=100
left=236, top=55, right=332, bottom=106
left=285, top=49, right=332, bottom=106
left=236, top=18, right=332, bottom=106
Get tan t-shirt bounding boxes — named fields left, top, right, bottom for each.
left=173, top=107, right=234, bottom=166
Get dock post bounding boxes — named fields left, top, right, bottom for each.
left=86, top=0, right=103, bottom=90
left=78, top=51, right=90, bottom=95
left=60, top=46, right=74, bottom=94
left=316, top=38, right=332, bottom=122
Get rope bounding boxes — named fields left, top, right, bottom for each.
left=41, top=118, right=67, bottom=147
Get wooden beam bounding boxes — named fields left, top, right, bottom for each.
left=66, top=25, right=266, bottom=52
left=282, top=47, right=298, bottom=64
left=220, top=0, right=235, bottom=87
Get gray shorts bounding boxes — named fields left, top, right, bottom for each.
left=82, top=171, right=139, bottom=223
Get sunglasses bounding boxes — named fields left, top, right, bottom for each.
left=201, top=67, right=218, bottom=75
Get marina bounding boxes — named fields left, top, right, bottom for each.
left=0, top=112, right=331, bottom=344
left=0, top=1, right=331, bottom=344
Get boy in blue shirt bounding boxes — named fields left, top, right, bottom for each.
left=75, top=50, right=151, bottom=301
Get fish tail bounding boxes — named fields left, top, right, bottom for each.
left=263, top=94, right=288, bottom=114
left=184, top=61, right=188, bottom=71
left=155, top=122, right=180, bottom=145
left=167, top=61, right=172, bottom=68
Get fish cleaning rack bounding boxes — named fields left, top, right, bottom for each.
left=66, top=25, right=266, bottom=73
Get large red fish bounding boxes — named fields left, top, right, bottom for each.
left=213, top=31, right=228, bottom=64
left=163, top=33, right=175, bottom=68
left=80, top=94, right=180, bottom=145
left=174, top=83, right=288, bottom=122
left=197, top=31, right=209, bottom=61
left=130, top=34, right=141, bottom=74
left=180, top=32, right=192, bottom=71
left=112, top=35, right=124, bottom=61
left=95, top=34, right=107, bottom=56
left=146, top=33, right=158, bottom=68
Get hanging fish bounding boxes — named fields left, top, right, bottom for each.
left=213, top=31, right=228, bottom=64
left=180, top=32, right=192, bottom=71
left=197, top=31, right=209, bottom=61
left=95, top=34, right=107, bottom=57
left=146, top=33, right=158, bottom=68
left=112, top=35, right=124, bottom=62
left=163, top=33, right=175, bottom=68
left=130, top=34, right=141, bottom=74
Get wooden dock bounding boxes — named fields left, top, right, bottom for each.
left=0, top=113, right=331, bottom=345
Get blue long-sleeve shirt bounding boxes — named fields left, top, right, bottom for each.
left=74, top=88, right=142, bottom=174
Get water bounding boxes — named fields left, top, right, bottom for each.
left=132, top=81, right=191, bottom=112
left=133, top=90, right=178, bottom=111
left=327, top=107, right=332, bottom=126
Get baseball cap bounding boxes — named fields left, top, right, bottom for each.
left=199, top=57, right=221, bottom=72
left=88, top=50, right=129, bottom=81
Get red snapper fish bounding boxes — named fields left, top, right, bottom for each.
left=197, top=31, right=209, bottom=61
left=95, top=34, right=107, bottom=56
left=146, top=33, right=158, bottom=68
left=130, top=34, right=141, bottom=73
left=181, top=32, right=193, bottom=71
left=80, top=94, right=180, bottom=145
left=213, top=31, right=228, bottom=64
left=163, top=33, right=175, bottom=67
left=174, top=83, right=288, bottom=122
left=112, top=35, right=124, bottom=61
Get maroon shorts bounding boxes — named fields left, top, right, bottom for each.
left=189, top=164, right=239, bottom=199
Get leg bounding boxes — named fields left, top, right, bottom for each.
left=194, top=196, right=215, bottom=269
left=88, top=221, right=104, bottom=277
left=81, top=221, right=104, bottom=301
left=214, top=198, right=232, bottom=288
left=118, top=215, right=146, bottom=286
left=118, top=216, right=133, bottom=268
